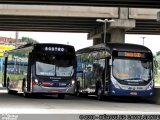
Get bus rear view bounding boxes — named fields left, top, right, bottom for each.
left=3, top=43, right=76, bottom=98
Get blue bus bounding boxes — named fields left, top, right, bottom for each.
left=2, top=43, right=76, bottom=98
left=76, top=43, right=154, bottom=100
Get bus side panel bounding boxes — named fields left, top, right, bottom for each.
left=6, top=47, right=31, bottom=92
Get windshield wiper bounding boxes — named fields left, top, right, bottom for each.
left=141, top=79, right=149, bottom=83
left=121, top=78, right=141, bottom=80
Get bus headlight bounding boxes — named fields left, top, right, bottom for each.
left=35, top=79, right=38, bottom=83
left=71, top=80, right=75, bottom=85
left=112, top=81, right=121, bottom=89
left=147, top=81, right=153, bottom=90
left=114, top=83, right=121, bottom=89
left=147, top=85, right=152, bottom=90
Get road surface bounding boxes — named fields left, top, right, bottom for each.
left=0, top=87, right=160, bottom=114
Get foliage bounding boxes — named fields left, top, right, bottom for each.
left=156, top=51, right=160, bottom=56
left=20, top=37, right=39, bottom=44
left=154, top=52, right=160, bottom=85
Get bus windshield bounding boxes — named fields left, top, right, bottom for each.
left=36, top=54, right=74, bottom=77
left=112, top=59, right=152, bottom=82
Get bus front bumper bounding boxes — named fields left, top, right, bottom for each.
left=31, top=85, right=75, bottom=94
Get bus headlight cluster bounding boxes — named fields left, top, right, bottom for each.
left=71, top=80, right=75, bottom=85
left=112, top=80, right=121, bottom=89
left=147, top=81, right=153, bottom=90
left=35, top=79, right=38, bottom=83
left=114, top=83, right=121, bottom=89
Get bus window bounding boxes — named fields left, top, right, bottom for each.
left=56, top=56, right=74, bottom=77
left=36, top=62, right=55, bottom=76
left=113, top=59, right=152, bottom=81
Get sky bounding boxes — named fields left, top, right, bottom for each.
left=0, top=31, right=160, bottom=54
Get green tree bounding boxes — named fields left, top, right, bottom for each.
left=154, top=53, right=160, bottom=84
left=21, top=37, right=39, bottom=44
left=156, top=51, right=160, bottom=56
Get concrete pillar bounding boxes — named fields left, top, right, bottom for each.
left=88, top=7, right=135, bottom=44
left=108, top=7, right=135, bottom=43
left=93, top=38, right=102, bottom=45
left=93, top=33, right=111, bottom=45
left=157, top=11, right=160, bottom=21
left=101, top=33, right=111, bottom=43
left=110, top=28, right=125, bottom=43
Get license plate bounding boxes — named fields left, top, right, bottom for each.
left=59, top=83, right=66, bottom=86
left=130, top=92, right=137, bottom=96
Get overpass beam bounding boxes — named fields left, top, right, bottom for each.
left=158, top=11, right=160, bottom=21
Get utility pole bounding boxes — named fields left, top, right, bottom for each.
left=15, top=31, right=18, bottom=48
left=96, top=19, right=114, bottom=44
left=141, top=37, right=146, bottom=46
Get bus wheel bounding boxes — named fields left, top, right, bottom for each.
left=58, top=94, right=65, bottom=99
left=22, top=79, right=30, bottom=98
left=23, top=92, right=31, bottom=98
left=75, top=81, right=80, bottom=96
left=97, top=88, right=103, bottom=100
left=7, top=78, right=12, bottom=94
left=8, top=90, right=16, bottom=94
left=96, top=81, right=103, bottom=100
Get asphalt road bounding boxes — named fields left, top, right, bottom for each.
left=0, top=87, right=160, bottom=114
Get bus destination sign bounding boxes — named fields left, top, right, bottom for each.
left=118, top=51, right=146, bottom=58
left=44, top=47, right=65, bottom=52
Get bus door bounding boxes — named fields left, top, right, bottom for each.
left=104, top=58, right=110, bottom=93
left=3, top=57, right=8, bottom=87
left=26, top=53, right=32, bottom=92
left=76, top=71, right=85, bottom=92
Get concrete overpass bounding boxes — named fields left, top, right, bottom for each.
left=0, top=0, right=160, bottom=8
left=0, top=4, right=159, bottom=43
left=0, top=2, right=160, bottom=105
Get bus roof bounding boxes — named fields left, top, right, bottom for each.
left=76, top=43, right=152, bottom=54
left=18, top=43, right=74, bottom=49
left=8, top=43, right=75, bottom=52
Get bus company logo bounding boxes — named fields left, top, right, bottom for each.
left=44, top=47, right=64, bottom=52
left=1, top=114, right=18, bottom=120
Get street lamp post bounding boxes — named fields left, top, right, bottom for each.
left=96, top=19, right=114, bottom=98
left=141, top=37, right=146, bottom=45
left=15, top=31, right=19, bottom=48
left=96, top=19, right=114, bottom=44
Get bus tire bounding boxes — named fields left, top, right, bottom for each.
left=8, top=90, right=14, bottom=94
left=6, top=78, right=13, bottom=94
left=58, top=94, right=65, bottom=99
left=75, top=81, right=80, bottom=96
left=23, top=92, right=31, bottom=98
left=97, top=88, right=103, bottom=100
left=22, top=79, right=30, bottom=98
left=96, top=82, right=103, bottom=100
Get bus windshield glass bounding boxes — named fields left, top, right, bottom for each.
left=36, top=54, right=74, bottom=77
left=112, top=59, right=152, bottom=81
